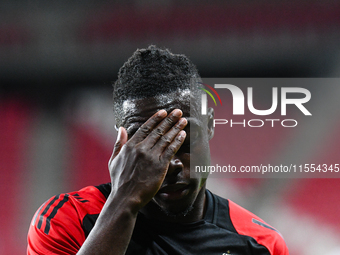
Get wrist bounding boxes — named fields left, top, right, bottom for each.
left=106, top=189, right=142, bottom=216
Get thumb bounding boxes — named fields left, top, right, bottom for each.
left=110, top=127, right=128, bottom=160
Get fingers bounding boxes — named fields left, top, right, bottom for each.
left=143, top=109, right=184, bottom=148
left=129, top=109, right=168, bottom=145
left=110, top=127, right=128, bottom=162
left=117, top=108, right=186, bottom=158
left=151, top=117, right=187, bottom=151
left=161, top=130, right=186, bottom=162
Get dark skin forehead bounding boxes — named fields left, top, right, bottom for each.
left=120, top=90, right=204, bottom=138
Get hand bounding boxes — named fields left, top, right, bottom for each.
left=108, top=109, right=187, bottom=212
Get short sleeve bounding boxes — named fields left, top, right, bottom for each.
left=27, top=194, right=86, bottom=255
left=229, top=200, right=289, bottom=255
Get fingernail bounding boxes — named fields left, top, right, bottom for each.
left=173, top=109, right=182, bottom=117
left=178, top=130, right=186, bottom=140
left=179, top=118, right=187, bottom=125
left=158, top=109, right=167, bottom=117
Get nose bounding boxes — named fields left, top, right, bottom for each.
left=167, top=156, right=184, bottom=176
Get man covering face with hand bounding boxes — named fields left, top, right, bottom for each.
left=27, top=45, right=289, bottom=255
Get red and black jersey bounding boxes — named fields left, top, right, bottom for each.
left=27, top=183, right=289, bottom=255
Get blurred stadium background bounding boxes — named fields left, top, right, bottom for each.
left=1, top=0, right=340, bottom=254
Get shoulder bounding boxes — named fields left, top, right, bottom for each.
left=27, top=184, right=110, bottom=255
left=227, top=199, right=289, bottom=255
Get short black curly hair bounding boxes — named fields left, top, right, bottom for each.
left=113, top=45, right=201, bottom=126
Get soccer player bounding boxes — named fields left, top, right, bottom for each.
left=27, top=46, right=289, bottom=254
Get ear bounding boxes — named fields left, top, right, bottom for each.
left=207, top=107, right=214, bottom=140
